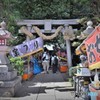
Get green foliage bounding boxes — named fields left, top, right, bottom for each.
left=0, top=0, right=21, bottom=34
left=72, top=41, right=81, bottom=47
left=0, top=0, right=100, bottom=47
left=0, top=0, right=100, bottom=21
left=9, top=57, right=24, bottom=76
left=8, top=35, right=26, bottom=46
left=1, top=0, right=93, bottom=20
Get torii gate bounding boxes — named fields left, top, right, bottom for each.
left=17, top=19, right=79, bottom=68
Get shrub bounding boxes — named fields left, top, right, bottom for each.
left=9, top=57, right=24, bottom=76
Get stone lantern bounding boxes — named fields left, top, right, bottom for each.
left=82, top=20, right=94, bottom=35
left=0, top=21, right=12, bottom=70
left=0, top=21, right=21, bottom=97
left=77, top=21, right=94, bottom=40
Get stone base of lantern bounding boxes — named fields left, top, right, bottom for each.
left=0, top=53, right=22, bottom=97
left=0, top=76, right=22, bottom=97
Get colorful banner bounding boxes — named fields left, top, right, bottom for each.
left=10, top=37, right=43, bottom=57
left=85, top=26, right=100, bottom=70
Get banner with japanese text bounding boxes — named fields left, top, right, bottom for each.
left=10, top=37, right=43, bottom=57
left=84, top=25, right=100, bottom=70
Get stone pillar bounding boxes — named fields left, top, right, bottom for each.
left=66, top=40, right=72, bottom=68
left=27, top=25, right=32, bottom=41
left=63, top=25, right=74, bottom=68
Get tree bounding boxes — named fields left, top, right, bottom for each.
left=1, top=0, right=99, bottom=27
left=1, top=0, right=99, bottom=21
left=0, top=0, right=99, bottom=46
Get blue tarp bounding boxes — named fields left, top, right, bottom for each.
left=31, top=57, right=42, bottom=74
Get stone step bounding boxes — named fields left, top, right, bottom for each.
left=0, top=70, right=17, bottom=81
left=0, top=76, right=22, bottom=88
left=0, top=65, right=8, bottom=72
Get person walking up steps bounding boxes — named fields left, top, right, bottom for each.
left=42, top=48, right=50, bottom=74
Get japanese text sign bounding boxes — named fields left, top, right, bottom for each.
left=85, top=25, right=100, bottom=70
left=10, top=37, right=43, bottom=57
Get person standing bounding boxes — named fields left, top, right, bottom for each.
left=42, top=49, right=50, bottom=74
left=51, top=53, right=59, bottom=73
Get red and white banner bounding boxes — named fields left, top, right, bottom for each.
left=84, top=25, right=100, bottom=70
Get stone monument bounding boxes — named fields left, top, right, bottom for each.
left=0, top=21, right=22, bottom=97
